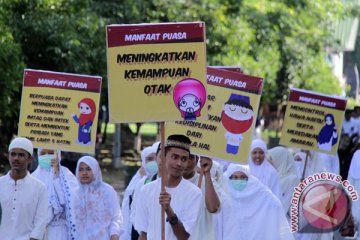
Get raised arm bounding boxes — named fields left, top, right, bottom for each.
left=201, top=157, right=220, bottom=213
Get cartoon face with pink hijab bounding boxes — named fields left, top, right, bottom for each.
left=173, top=78, right=206, bottom=120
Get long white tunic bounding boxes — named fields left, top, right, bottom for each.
left=32, top=166, right=78, bottom=240
left=248, top=139, right=282, bottom=200
left=0, top=172, right=48, bottom=240
left=75, top=156, right=123, bottom=240
left=216, top=164, right=294, bottom=240
left=187, top=172, right=221, bottom=240
left=268, top=146, right=300, bottom=215
left=134, top=178, right=202, bottom=240
left=349, top=150, right=360, bottom=240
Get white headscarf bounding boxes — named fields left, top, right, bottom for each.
left=349, top=150, right=360, bottom=179
left=294, top=150, right=326, bottom=179
left=268, top=146, right=300, bottom=213
left=140, top=145, right=157, bottom=176
left=216, top=163, right=294, bottom=240
left=75, top=156, right=120, bottom=239
left=32, top=148, right=78, bottom=239
left=248, top=139, right=282, bottom=199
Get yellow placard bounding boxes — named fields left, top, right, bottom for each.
left=166, top=67, right=264, bottom=164
left=280, top=88, right=347, bottom=154
left=107, top=22, right=207, bottom=123
left=18, top=69, right=102, bottom=154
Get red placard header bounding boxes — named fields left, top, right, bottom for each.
left=107, top=22, right=205, bottom=47
left=206, top=67, right=263, bottom=94
left=289, top=88, right=347, bottom=110
left=23, top=69, right=102, bottom=93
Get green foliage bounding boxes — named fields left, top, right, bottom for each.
left=0, top=19, right=24, bottom=120
left=0, top=0, right=346, bottom=134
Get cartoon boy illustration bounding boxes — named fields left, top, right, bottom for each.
left=72, top=98, right=96, bottom=145
left=317, top=113, right=338, bottom=151
left=221, top=94, right=254, bottom=154
left=173, top=78, right=206, bottom=120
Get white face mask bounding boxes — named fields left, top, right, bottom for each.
left=145, top=161, right=158, bottom=176
left=38, top=154, right=53, bottom=171
left=230, top=179, right=248, bottom=191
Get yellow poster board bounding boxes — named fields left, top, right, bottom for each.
left=18, top=69, right=102, bottom=154
left=107, top=22, right=207, bottom=123
left=280, top=88, right=347, bottom=154
left=166, top=67, right=264, bottom=163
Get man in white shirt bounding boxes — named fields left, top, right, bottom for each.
left=0, top=137, right=48, bottom=240
left=135, top=135, right=202, bottom=240
left=342, top=109, right=357, bottom=137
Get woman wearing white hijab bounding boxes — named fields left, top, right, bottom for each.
left=124, top=143, right=159, bottom=240
left=215, top=164, right=294, bottom=240
left=32, top=148, right=78, bottom=240
left=293, top=151, right=333, bottom=240
left=75, top=156, right=123, bottom=240
left=348, top=150, right=360, bottom=239
left=268, top=146, right=300, bottom=216
left=293, top=150, right=326, bottom=179
left=248, top=139, right=282, bottom=199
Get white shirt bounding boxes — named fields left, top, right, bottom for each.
left=187, top=173, right=221, bottom=240
left=0, top=172, right=48, bottom=240
left=342, top=118, right=357, bottom=136
left=134, top=178, right=202, bottom=240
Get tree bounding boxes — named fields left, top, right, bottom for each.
left=0, top=0, right=347, bottom=153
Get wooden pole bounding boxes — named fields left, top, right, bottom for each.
left=160, top=122, right=166, bottom=240
left=197, top=156, right=204, bottom=188
left=301, top=151, right=310, bottom=181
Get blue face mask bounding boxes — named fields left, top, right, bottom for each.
left=145, top=161, right=158, bottom=175
left=38, top=154, right=53, bottom=171
left=230, top=179, right=248, bottom=191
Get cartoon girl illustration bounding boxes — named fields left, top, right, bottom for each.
left=221, top=94, right=254, bottom=154
left=317, top=113, right=338, bottom=151
left=72, top=98, right=96, bottom=145
left=173, top=78, right=206, bottom=121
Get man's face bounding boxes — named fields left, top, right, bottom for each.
left=224, top=103, right=253, bottom=120
left=183, top=154, right=198, bottom=177
left=8, top=148, right=32, bottom=172
left=251, top=147, right=265, bottom=165
left=165, top=147, right=189, bottom=178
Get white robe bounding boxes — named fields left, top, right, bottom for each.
left=32, top=165, right=78, bottom=240
left=318, top=153, right=340, bottom=175
left=75, top=156, right=123, bottom=240
left=0, top=172, right=48, bottom=240
left=215, top=164, right=294, bottom=240
left=248, top=139, right=282, bottom=200
left=186, top=172, right=221, bottom=240
left=134, top=178, right=202, bottom=240
left=348, top=150, right=360, bottom=240
left=121, top=144, right=158, bottom=240
left=268, top=146, right=300, bottom=215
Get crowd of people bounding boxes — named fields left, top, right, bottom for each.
left=0, top=106, right=360, bottom=239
